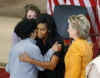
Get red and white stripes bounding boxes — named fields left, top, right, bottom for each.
left=97, top=0, right=100, bottom=25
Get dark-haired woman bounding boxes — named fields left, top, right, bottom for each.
left=19, top=13, right=69, bottom=78
left=6, top=19, right=60, bottom=78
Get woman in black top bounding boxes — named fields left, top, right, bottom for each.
left=19, top=13, right=69, bottom=78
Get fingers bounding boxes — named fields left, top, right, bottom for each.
left=52, top=41, right=62, bottom=52
left=58, top=44, right=62, bottom=52
left=19, top=52, right=28, bottom=62
left=19, top=54, right=24, bottom=62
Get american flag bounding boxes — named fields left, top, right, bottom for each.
left=47, top=0, right=100, bottom=57
left=97, top=0, right=100, bottom=23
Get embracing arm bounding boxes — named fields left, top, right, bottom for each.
left=19, top=42, right=61, bottom=70
left=27, top=54, right=59, bottom=70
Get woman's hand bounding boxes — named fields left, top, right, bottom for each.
left=19, top=52, right=31, bottom=63
left=51, top=42, right=62, bottom=52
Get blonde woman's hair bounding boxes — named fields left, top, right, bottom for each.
left=68, top=14, right=90, bottom=40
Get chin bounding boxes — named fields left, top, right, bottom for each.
left=38, top=36, right=43, bottom=39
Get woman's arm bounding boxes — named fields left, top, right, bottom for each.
left=19, top=42, right=61, bottom=70
left=19, top=53, right=59, bottom=70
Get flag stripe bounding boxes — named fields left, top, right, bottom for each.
left=99, top=0, right=100, bottom=7
left=64, top=0, right=66, bottom=4
left=47, top=0, right=51, bottom=15
left=58, top=0, right=64, bottom=4
left=73, top=0, right=80, bottom=6
left=54, top=0, right=59, bottom=6
left=70, top=0, right=75, bottom=5
left=48, top=0, right=53, bottom=15
left=97, top=0, right=100, bottom=33
left=79, top=0, right=85, bottom=7
left=66, top=0, right=71, bottom=5
left=89, top=0, right=100, bottom=33
left=51, top=0, right=55, bottom=12
left=84, top=0, right=98, bottom=34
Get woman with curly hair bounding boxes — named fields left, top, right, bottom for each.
left=12, top=4, right=40, bottom=46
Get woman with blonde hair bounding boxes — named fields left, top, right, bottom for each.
left=64, top=14, right=93, bottom=78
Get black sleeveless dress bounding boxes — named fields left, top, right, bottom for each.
left=36, top=37, right=69, bottom=78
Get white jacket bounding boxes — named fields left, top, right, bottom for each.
left=86, top=56, right=100, bottom=78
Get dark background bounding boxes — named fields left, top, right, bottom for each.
left=53, top=5, right=88, bottom=39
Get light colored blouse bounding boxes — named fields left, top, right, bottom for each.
left=86, top=55, right=100, bottom=78
left=6, top=38, right=55, bottom=78
left=64, top=38, right=93, bottom=78
left=12, top=32, right=21, bottom=46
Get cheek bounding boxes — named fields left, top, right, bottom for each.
left=42, top=31, right=48, bottom=36
left=68, top=28, right=73, bottom=37
left=37, top=31, right=42, bottom=37
left=68, top=27, right=71, bottom=34
left=26, top=14, right=31, bottom=19
left=26, top=12, right=30, bottom=17
left=67, top=28, right=70, bottom=33
left=31, top=14, right=37, bottom=19
left=37, top=31, right=46, bottom=38
left=26, top=13, right=36, bottom=19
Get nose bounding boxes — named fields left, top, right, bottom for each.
left=28, top=15, right=33, bottom=19
left=38, top=29, right=40, bottom=32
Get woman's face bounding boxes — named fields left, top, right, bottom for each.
left=37, top=23, right=48, bottom=39
left=67, top=21, right=77, bottom=39
left=26, top=10, right=37, bottom=20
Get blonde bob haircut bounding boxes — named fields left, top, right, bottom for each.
left=68, top=14, right=90, bottom=40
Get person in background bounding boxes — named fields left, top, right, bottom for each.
left=6, top=19, right=60, bottom=78
left=19, top=13, right=69, bottom=78
left=64, top=14, right=93, bottom=78
left=12, top=4, right=40, bottom=46
left=86, top=35, right=100, bottom=78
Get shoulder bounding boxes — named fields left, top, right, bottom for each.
left=92, top=56, right=100, bottom=65
left=25, top=39, right=41, bottom=52
left=86, top=56, right=100, bottom=75
left=71, top=38, right=91, bottom=49
left=68, top=39, right=86, bottom=55
left=24, top=39, right=38, bottom=49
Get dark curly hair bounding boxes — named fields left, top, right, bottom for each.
left=36, top=13, right=57, bottom=39
left=24, top=4, right=40, bottom=18
left=14, top=19, right=37, bottom=39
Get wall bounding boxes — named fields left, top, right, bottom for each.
left=0, top=0, right=47, bottom=17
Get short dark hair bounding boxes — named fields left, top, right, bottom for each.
left=24, top=4, right=40, bottom=16
left=36, top=13, right=57, bottom=39
left=14, top=19, right=37, bottom=39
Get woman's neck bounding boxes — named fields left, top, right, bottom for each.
left=42, top=36, right=48, bottom=45
left=42, top=39, right=46, bottom=45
